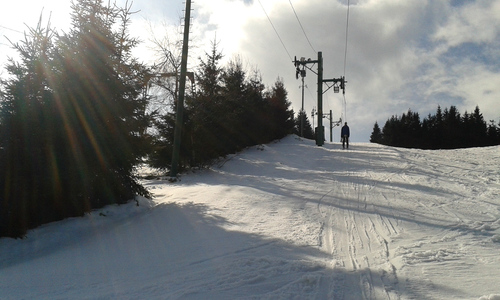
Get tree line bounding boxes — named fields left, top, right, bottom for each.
left=0, top=0, right=295, bottom=238
left=370, top=105, right=500, bottom=149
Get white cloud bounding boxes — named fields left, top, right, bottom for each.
left=433, top=0, right=500, bottom=48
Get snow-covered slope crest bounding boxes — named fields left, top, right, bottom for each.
left=1, top=135, right=499, bottom=299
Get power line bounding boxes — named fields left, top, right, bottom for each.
left=288, top=0, right=316, bottom=54
left=342, top=0, right=351, bottom=122
left=343, top=0, right=350, bottom=77
left=257, top=0, right=293, bottom=61
left=0, top=25, right=23, bottom=34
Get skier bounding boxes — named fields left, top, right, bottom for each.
left=341, top=122, right=350, bottom=149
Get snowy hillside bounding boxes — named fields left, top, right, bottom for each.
left=1, top=135, right=500, bottom=299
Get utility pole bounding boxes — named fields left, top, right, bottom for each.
left=317, top=52, right=324, bottom=146
left=170, top=0, right=192, bottom=178
left=311, top=107, right=316, bottom=129
left=300, top=70, right=305, bottom=137
left=324, top=110, right=342, bottom=142
left=330, top=110, right=333, bottom=142
left=294, top=54, right=322, bottom=145
left=295, top=58, right=307, bottom=137
left=294, top=51, right=346, bottom=146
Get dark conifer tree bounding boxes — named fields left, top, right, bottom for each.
left=265, top=78, right=295, bottom=141
left=220, top=57, right=251, bottom=152
left=381, top=115, right=398, bottom=146
left=486, top=120, right=500, bottom=145
left=0, top=17, right=58, bottom=237
left=0, top=0, right=151, bottom=238
left=243, top=69, right=269, bottom=145
left=150, top=42, right=295, bottom=171
left=295, top=110, right=314, bottom=140
left=373, top=105, right=496, bottom=150
left=370, top=121, right=382, bottom=143
left=188, top=41, right=225, bottom=166
left=471, top=106, right=487, bottom=147
left=55, top=0, right=151, bottom=206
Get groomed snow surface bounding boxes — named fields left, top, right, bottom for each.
left=1, top=135, right=500, bottom=299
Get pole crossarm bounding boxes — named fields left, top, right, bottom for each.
left=156, top=72, right=195, bottom=84
left=293, top=57, right=319, bottom=79
left=323, top=76, right=346, bottom=95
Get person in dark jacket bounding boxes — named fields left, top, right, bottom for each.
left=341, top=122, right=350, bottom=149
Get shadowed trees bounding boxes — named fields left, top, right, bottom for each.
left=149, top=45, right=295, bottom=170
left=0, top=0, right=151, bottom=238
left=371, top=105, right=500, bottom=149
left=0, top=3, right=296, bottom=238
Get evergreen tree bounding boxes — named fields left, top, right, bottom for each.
left=56, top=0, right=151, bottom=204
left=486, top=120, right=500, bottom=146
left=149, top=41, right=295, bottom=171
left=295, top=110, right=314, bottom=140
left=242, top=69, right=269, bottom=145
left=0, top=0, right=151, bottom=238
left=471, top=106, right=487, bottom=147
left=442, top=106, right=460, bottom=148
left=220, top=57, right=252, bottom=152
left=370, top=121, right=382, bottom=143
left=189, top=42, right=225, bottom=164
left=265, top=78, right=295, bottom=141
left=375, top=105, right=496, bottom=150
left=381, top=115, right=398, bottom=146
left=0, top=17, right=58, bottom=237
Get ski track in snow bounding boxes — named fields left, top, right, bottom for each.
left=1, top=136, right=499, bottom=299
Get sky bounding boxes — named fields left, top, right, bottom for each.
left=1, top=0, right=500, bottom=142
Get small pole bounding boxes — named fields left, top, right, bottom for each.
left=300, top=72, right=305, bottom=137
left=170, top=0, right=192, bottom=178
left=312, top=108, right=315, bottom=129
left=330, top=110, right=333, bottom=142
left=316, top=51, right=324, bottom=146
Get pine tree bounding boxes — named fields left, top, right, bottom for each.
left=486, top=120, right=500, bottom=145
left=189, top=42, right=226, bottom=164
left=471, top=106, right=487, bottom=147
left=0, top=17, right=59, bottom=237
left=266, top=78, right=295, bottom=141
left=295, top=110, right=314, bottom=139
left=55, top=0, right=151, bottom=206
left=0, top=0, right=151, bottom=238
left=220, top=57, right=251, bottom=152
left=376, top=105, right=497, bottom=150
left=150, top=40, right=227, bottom=169
left=370, top=121, right=382, bottom=143
left=149, top=41, right=296, bottom=171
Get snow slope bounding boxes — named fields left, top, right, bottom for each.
left=1, top=135, right=499, bottom=299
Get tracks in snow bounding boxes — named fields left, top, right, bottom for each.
left=317, top=154, right=402, bottom=299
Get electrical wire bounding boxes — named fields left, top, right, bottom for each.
left=0, top=25, right=23, bottom=34
left=343, top=1, right=350, bottom=77
left=288, top=0, right=316, bottom=54
left=257, top=0, right=293, bottom=61
left=342, top=0, right=351, bottom=123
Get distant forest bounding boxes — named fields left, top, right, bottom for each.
left=0, top=0, right=297, bottom=238
left=370, top=105, right=500, bottom=149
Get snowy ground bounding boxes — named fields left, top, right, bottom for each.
left=1, top=135, right=500, bottom=299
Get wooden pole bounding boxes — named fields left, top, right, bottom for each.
left=170, top=0, right=191, bottom=178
